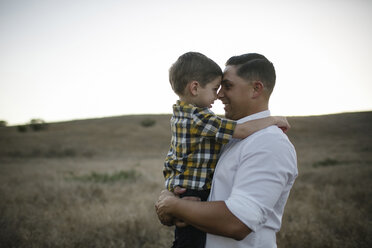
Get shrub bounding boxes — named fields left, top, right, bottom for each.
left=45, top=148, right=77, bottom=158
left=63, top=148, right=77, bottom=157
left=29, top=119, right=48, bottom=131
left=313, top=158, right=341, bottom=168
left=141, top=118, right=156, bottom=127
left=0, top=120, right=7, bottom=127
left=17, top=125, right=28, bottom=133
left=70, top=170, right=139, bottom=183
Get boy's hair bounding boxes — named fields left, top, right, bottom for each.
left=226, top=53, right=276, bottom=95
left=169, top=52, right=222, bottom=95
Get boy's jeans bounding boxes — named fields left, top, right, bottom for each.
left=171, top=189, right=210, bottom=248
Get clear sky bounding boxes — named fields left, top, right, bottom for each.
left=1, top=0, right=371, bottom=125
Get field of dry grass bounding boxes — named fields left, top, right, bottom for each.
left=0, top=112, right=371, bottom=248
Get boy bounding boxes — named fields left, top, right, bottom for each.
left=163, top=52, right=289, bottom=248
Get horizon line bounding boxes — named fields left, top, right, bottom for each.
left=3, top=109, right=372, bottom=127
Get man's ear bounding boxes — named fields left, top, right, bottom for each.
left=252, top=81, right=264, bottom=98
left=188, top=81, right=199, bottom=96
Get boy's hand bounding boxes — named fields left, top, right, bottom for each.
left=273, top=116, right=290, bottom=133
left=174, top=186, right=201, bottom=202
left=173, top=186, right=186, bottom=196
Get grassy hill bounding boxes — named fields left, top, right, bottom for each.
left=0, top=112, right=371, bottom=247
left=0, top=114, right=172, bottom=159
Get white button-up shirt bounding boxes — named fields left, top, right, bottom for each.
left=206, top=110, right=298, bottom=248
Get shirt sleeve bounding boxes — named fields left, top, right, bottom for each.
left=192, top=109, right=237, bottom=144
left=224, top=131, right=297, bottom=232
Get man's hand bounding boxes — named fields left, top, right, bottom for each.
left=155, top=187, right=201, bottom=227
left=155, top=189, right=177, bottom=226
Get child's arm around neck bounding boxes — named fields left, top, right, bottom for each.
left=233, top=116, right=290, bottom=139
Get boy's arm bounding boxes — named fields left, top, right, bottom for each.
left=233, top=116, right=290, bottom=139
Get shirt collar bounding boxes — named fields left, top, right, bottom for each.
left=237, top=110, right=271, bottom=124
left=176, top=100, right=194, bottom=107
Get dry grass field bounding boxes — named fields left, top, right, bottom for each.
left=0, top=112, right=371, bottom=248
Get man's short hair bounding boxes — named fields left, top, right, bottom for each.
left=169, top=52, right=222, bottom=95
left=226, top=53, right=276, bottom=95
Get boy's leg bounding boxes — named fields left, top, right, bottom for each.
left=172, top=225, right=205, bottom=248
left=171, top=189, right=210, bottom=248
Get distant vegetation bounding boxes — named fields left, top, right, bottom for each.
left=29, top=118, right=48, bottom=131
left=0, top=120, right=7, bottom=127
left=68, top=170, right=139, bottom=183
left=17, top=125, right=28, bottom=132
left=6, top=148, right=94, bottom=159
left=140, top=118, right=156, bottom=127
left=16, top=118, right=48, bottom=133
left=313, top=158, right=341, bottom=167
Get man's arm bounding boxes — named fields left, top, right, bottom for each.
left=156, top=190, right=252, bottom=241
left=156, top=132, right=297, bottom=241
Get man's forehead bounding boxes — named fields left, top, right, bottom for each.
left=221, top=78, right=229, bottom=84
left=222, top=65, right=236, bottom=82
left=223, top=65, right=234, bottom=73
left=223, top=65, right=238, bottom=75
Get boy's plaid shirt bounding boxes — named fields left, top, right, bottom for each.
left=163, top=101, right=236, bottom=191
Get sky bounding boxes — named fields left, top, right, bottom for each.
left=0, top=0, right=371, bottom=125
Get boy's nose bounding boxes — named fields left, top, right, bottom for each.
left=217, top=89, right=224, bottom=99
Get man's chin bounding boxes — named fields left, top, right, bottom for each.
left=224, top=110, right=240, bottom=120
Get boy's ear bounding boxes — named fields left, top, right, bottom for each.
left=189, top=81, right=199, bottom=96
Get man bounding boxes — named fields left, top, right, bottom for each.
left=156, top=53, right=298, bottom=248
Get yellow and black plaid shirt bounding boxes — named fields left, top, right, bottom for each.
left=163, top=100, right=236, bottom=191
